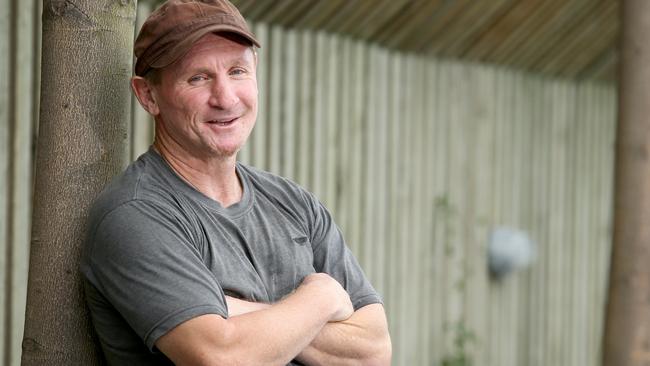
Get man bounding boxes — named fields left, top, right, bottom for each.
left=81, top=0, right=391, bottom=365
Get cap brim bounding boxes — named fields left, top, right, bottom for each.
left=149, top=24, right=261, bottom=70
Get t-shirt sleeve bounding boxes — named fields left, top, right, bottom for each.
left=82, top=200, right=227, bottom=351
left=306, top=194, right=383, bottom=310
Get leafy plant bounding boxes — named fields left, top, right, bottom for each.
left=441, top=321, right=477, bottom=366
left=433, top=194, right=478, bottom=366
left=433, top=194, right=456, bottom=257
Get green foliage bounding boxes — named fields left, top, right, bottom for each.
left=433, top=194, right=479, bottom=366
left=433, top=194, right=456, bottom=257
left=440, top=321, right=477, bottom=366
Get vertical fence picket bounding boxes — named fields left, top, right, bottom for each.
left=0, top=0, right=10, bottom=361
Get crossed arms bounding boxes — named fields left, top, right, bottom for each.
left=156, top=273, right=392, bottom=366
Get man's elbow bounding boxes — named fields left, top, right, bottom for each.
left=360, top=332, right=392, bottom=366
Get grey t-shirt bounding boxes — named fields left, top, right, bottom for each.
left=80, top=149, right=381, bottom=365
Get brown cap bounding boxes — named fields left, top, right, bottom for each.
left=134, top=0, right=260, bottom=77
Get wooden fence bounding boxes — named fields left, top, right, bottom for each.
left=1, top=4, right=616, bottom=365
left=0, top=0, right=41, bottom=365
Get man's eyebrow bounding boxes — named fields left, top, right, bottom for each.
left=230, top=55, right=255, bottom=66
left=191, top=67, right=214, bottom=75
left=178, top=52, right=255, bottom=76
left=176, top=66, right=214, bottom=79
left=186, top=56, right=253, bottom=71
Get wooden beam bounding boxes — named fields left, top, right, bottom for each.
left=603, top=1, right=650, bottom=365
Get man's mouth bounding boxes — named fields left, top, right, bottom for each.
left=207, top=117, right=237, bottom=126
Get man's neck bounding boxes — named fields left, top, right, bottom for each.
left=153, top=141, right=243, bottom=208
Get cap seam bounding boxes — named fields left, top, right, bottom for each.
left=193, top=1, right=206, bottom=17
left=165, top=13, right=241, bottom=34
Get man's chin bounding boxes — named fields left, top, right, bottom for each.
left=207, top=145, right=241, bottom=160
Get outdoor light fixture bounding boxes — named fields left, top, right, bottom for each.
left=487, top=226, right=536, bottom=280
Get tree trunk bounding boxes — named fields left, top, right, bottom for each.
left=602, top=1, right=650, bottom=365
left=21, top=1, right=136, bottom=364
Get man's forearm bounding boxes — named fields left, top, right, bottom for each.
left=223, top=287, right=333, bottom=364
left=294, top=303, right=391, bottom=366
left=226, top=295, right=271, bottom=316
left=157, top=274, right=353, bottom=366
left=227, top=297, right=391, bottom=366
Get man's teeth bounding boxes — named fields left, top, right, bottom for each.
left=210, top=119, right=234, bottom=125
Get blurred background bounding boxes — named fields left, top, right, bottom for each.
left=1, top=0, right=618, bottom=365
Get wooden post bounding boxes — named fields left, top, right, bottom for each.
left=130, top=0, right=153, bottom=161
left=21, top=1, right=136, bottom=364
left=603, top=1, right=650, bottom=365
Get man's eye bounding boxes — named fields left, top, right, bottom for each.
left=230, top=68, right=246, bottom=76
left=189, top=75, right=206, bottom=82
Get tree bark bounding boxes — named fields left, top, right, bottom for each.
left=21, top=1, right=136, bottom=364
left=603, top=1, right=650, bottom=365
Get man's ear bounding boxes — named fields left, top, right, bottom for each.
left=131, top=76, right=160, bottom=116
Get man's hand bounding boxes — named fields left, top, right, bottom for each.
left=300, top=273, right=354, bottom=322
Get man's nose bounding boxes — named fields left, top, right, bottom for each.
left=208, top=77, right=237, bottom=109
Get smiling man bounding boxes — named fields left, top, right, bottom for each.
left=80, top=0, right=391, bottom=365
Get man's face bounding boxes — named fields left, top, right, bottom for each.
left=149, top=32, right=258, bottom=160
